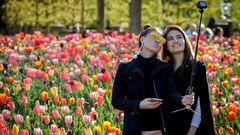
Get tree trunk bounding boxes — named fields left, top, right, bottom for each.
left=130, top=0, right=141, bottom=34
left=81, top=0, right=85, bottom=32
left=97, top=0, right=104, bottom=32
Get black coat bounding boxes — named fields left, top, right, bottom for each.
left=112, top=58, right=182, bottom=135
left=164, top=60, right=217, bottom=135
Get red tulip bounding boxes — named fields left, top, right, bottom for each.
left=228, top=111, right=236, bottom=120
left=101, top=72, right=110, bottom=83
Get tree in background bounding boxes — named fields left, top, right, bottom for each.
left=0, top=0, right=7, bottom=34
left=129, top=0, right=141, bottom=34
left=97, top=0, right=104, bottom=32
left=1, top=0, right=239, bottom=35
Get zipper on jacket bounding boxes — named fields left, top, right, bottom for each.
left=153, top=80, right=166, bottom=133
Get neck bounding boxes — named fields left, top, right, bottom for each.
left=140, top=48, right=155, bottom=58
left=172, top=53, right=184, bottom=71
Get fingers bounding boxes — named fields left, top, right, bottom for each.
left=149, top=102, right=162, bottom=109
left=181, top=95, right=195, bottom=106
left=139, top=98, right=162, bottom=109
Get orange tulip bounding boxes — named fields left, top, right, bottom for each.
left=0, top=63, right=3, bottom=71
left=35, top=61, right=42, bottom=69
left=222, top=80, right=228, bottom=87
left=61, top=98, right=67, bottom=106
left=92, top=75, right=98, bottom=82
left=41, top=91, right=49, bottom=101
left=69, top=97, right=76, bottom=105
left=218, top=127, right=224, bottom=135
left=228, top=104, right=236, bottom=112
left=53, top=96, right=60, bottom=105
left=11, top=124, right=19, bottom=135
left=102, top=121, right=111, bottom=131
left=92, top=84, right=98, bottom=91
left=8, top=76, right=14, bottom=84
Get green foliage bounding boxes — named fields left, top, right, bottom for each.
left=1, top=0, right=239, bottom=31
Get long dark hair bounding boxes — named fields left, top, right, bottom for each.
left=162, top=25, right=194, bottom=76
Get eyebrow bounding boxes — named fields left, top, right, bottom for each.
left=176, top=35, right=183, bottom=38
left=167, top=36, right=173, bottom=40
left=167, top=34, right=182, bottom=38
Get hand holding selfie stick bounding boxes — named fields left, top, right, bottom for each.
left=171, top=1, right=207, bottom=117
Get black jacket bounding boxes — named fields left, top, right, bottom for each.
left=112, top=57, right=182, bottom=135
left=164, top=60, right=217, bottom=135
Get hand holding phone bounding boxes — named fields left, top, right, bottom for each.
left=148, top=98, right=162, bottom=102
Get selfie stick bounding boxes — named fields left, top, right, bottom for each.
left=172, top=1, right=207, bottom=116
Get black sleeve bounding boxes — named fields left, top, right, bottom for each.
left=165, top=67, right=183, bottom=106
left=111, top=63, right=140, bottom=115
left=196, top=62, right=217, bottom=135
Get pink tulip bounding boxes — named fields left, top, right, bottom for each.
left=50, top=124, right=59, bottom=133
left=60, top=72, right=70, bottom=81
left=0, top=81, right=3, bottom=88
left=72, top=81, right=82, bottom=91
left=229, top=95, right=235, bottom=102
left=33, top=105, right=45, bottom=115
left=64, top=84, right=72, bottom=93
left=74, top=69, right=81, bottom=75
left=61, top=106, right=69, bottom=114
left=42, top=115, right=50, bottom=124
left=29, top=55, right=36, bottom=61
left=213, top=108, right=219, bottom=117
left=65, top=115, right=73, bottom=125
left=52, top=59, right=59, bottom=65
left=34, top=128, right=43, bottom=135
left=19, top=129, right=29, bottom=135
left=14, top=114, right=23, bottom=124
left=2, top=110, right=11, bottom=121
left=69, top=72, right=74, bottom=79
left=76, top=107, right=82, bottom=116
left=81, top=74, right=89, bottom=83
left=83, top=115, right=91, bottom=125
left=52, top=110, right=60, bottom=119
left=98, top=88, right=105, bottom=96
left=24, top=78, right=32, bottom=85
left=90, top=92, right=97, bottom=100
left=77, top=97, right=85, bottom=105
left=7, top=102, right=15, bottom=110
left=21, top=95, right=28, bottom=105
left=97, top=96, right=104, bottom=105
left=76, top=60, right=84, bottom=66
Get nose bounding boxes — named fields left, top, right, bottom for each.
left=173, top=38, right=178, bottom=43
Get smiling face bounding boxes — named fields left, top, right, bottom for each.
left=166, top=29, right=185, bottom=55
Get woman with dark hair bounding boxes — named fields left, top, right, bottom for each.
left=162, top=25, right=216, bottom=135
left=112, top=24, right=194, bottom=135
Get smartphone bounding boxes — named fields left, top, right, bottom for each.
left=148, top=98, right=162, bottom=102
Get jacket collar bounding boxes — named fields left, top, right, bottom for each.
left=125, top=57, right=169, bottom=78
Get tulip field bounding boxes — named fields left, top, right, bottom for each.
left=0, top=31, right=239, bottom=135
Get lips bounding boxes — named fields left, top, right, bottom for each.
left=172, top=44, right=181, bottom=48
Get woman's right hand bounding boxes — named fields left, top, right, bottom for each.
left=139, top=98, right=162, bottom=109
left=181, top=93, right=195, bottom=106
